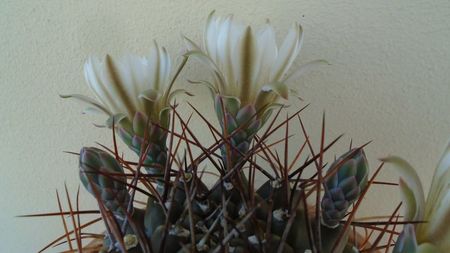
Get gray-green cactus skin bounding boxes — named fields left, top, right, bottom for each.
left=321, top=148, right=369, bottom=228
left=257, top=181, right=353, bottom=253
left=118, top=112, right=168, bottom=177
left=215, top=95, right=261, bottom=171
left=80, top=147, right=364, bottom=253
left=79, top=143, right=368, bottom=252
left=79, top=147, right=130, bottom=216
left=80, top=147, right=147, bottom=252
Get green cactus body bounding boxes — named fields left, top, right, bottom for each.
left=215, top=95, right=261, bottom=171
left=79, top=147, right=130, bottom=216
left=80, top=147, right=147, bottom=251
left=321, top=148, right=369, bottom=228
left=78, top=146, right=365, bottom=253
left=78, top=146, right=369, bottom=253
left=118, top=112, right=168, bottom=178
left=151, top=225, right=190, bottom=253
left=270, top=206, right=350, bottom=253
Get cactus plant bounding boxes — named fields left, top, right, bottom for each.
left=28, top=10, right=450, bottom=253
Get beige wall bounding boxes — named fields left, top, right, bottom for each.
left=1, top=0, right=449, bottom=252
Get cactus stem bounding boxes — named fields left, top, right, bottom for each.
left=331, top=162, right=385, bottom=252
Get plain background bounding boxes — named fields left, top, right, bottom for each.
left=1, top=1, right=449, bottom=252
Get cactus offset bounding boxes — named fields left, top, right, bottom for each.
left=79, top=147, right=130, bottom=216
left=321, top=148, right=369, bottom=228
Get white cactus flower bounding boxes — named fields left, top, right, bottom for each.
left=185, top=11, right=327, bottom=114
left=63, top=42, right=189, bottom=128
left=383, top=141, right=450, bottom=253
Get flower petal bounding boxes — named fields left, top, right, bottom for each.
left=204, top=11, right=219, bottom=61
left=215, top=14, right=236, bottom=87
left=254, top=81, right=289, bottom=114
left=270, top=23, right=303, bottom=81
left=253, top=21, right=277, bottom=88
left=426, top=191, right=450, bottom=249
left=60, top=94, right=111, bottom=115
left=415, top=141, right=450, bottom=248
left=399, top=179, right=420, bottom=223
left=103, top=54, right=137, bottom=119
left=381, top=156, right=426, bottom=222
left=261, top=81, right=289, bottom=99
left=426, top=141, right=450, bottom=210
left=417, top=243, right=442, bottom=253
left=84, top=57, right=121, bottom=114
left=184, top=50, right=225, bottom=92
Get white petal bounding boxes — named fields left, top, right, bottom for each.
left=204, top=11, right=219, bottom=62
left=102, top=55, right=137, bottom=118
left=84, top=57, right=121, bottom=114
left=60, top=93, right=111, bottom=115
left=159, top=46, right=172, bottom=88
left=82, top=107, right=104, bottom=115
left=230, top=27, right=246, bottom=89
left=222, top=24, right=245, bottom=97
left=80, top=44, right=174, bottom=124
left=254, top=22, right=277, bottom=88
left=428, top=141, right=450, bottom=203
left=216, top=15, right=235, bottom=86
left=421, top=141, right=450, bottom=243
left=260, top=81, right=289, bottom=99
left=427, top=190, right=450, bottom=242
left=381, top=156, right=426, bottom=222
left=417, top=243, right=442, bottom=253
left=398, top=179, right=420, bottom=223
left=119, top=54, right=147, bottom=112
left=148, top=41, right=162, bottom=91
left=270, top=23, right=303, bottom=81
